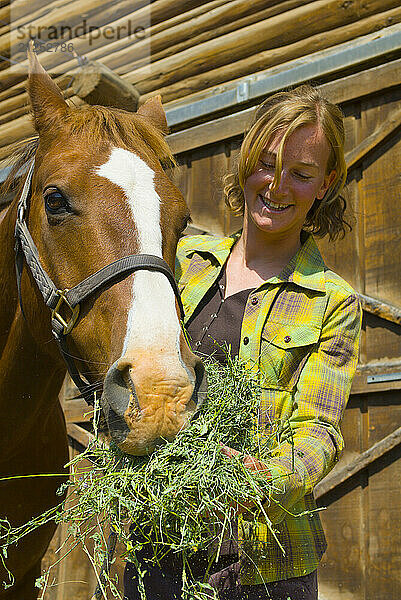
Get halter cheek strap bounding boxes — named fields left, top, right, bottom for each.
left=14, top=160, right=185, bottom=406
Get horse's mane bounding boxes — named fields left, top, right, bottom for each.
left=0, top=104, right=175, bottom=205
left=0, top=137, right=38, bottom=205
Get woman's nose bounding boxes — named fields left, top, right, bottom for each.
left=269, top=170, right=289, bottom=196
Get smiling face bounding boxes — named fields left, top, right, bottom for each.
left=243, top=124, right=336, bottom=242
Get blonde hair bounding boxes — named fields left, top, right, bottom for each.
left=224, top=85, right=350, bottom=240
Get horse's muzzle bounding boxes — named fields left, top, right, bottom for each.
left=100, top=359, right=207, bottom=454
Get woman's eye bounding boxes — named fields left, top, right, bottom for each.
left=294, top=172, right=312, bottom=180
left=260, top=161, right=275, bottom=170
left=44, top=189, right=69, bottom=214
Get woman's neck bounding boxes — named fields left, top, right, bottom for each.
left=224, top=217, right=303, bottom=297
left=237, top=212, right=302, bottom=270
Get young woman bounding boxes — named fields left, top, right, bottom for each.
left=124, top=85, right=361, bottom=600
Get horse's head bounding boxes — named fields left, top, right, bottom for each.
left=20, top=49, right=206, bottom=455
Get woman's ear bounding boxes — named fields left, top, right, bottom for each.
left=317, top=169, right=337, bottom=200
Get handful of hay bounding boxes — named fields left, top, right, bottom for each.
left=1, top=356, right=288, bottom=599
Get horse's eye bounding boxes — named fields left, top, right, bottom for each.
left=44, top=189, right=69, bottom=214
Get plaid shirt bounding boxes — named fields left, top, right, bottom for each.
left=175, top=232, right=361, bottom=584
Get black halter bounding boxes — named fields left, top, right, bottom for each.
left=14, top=160, right=185, bottom=406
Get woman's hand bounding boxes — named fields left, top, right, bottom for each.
left=220, top=444, right=270, bottom=514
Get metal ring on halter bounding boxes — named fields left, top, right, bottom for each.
left=51, top=290, right=81, bottom=335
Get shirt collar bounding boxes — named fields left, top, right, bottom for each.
left=186, top=231, right=241, bottom=265
left=271, top=234, right=326, bottom=292
left=187, top=231, right=326, bottom=292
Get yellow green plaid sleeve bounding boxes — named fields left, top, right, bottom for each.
left=265, top=290, right=362, bottom=523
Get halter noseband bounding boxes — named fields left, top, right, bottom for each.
left=14, top=160, right=185, bottom=406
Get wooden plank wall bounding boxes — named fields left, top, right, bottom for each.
left=317, top=87, right=401, bottom=600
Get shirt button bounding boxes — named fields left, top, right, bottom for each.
left=243, top=336, right=249, bottom=345
left=251, top=297, right=258, bottom=305
left=284, top=335, right=291, bottom=343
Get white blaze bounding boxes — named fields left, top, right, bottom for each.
left=95, top=147, right=181, bottom=355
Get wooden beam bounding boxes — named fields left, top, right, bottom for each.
left=149, top=8, right=401, bottom=105
left=0, top=0, right=205, bottom=94
left=1, top=0, right=56, bottom=28
left=103, top=0, right=232, bottom=74
left=345, top=106, right=401, bottom=169
left=66, top=423, right=95, bottom=448
left=315, top=426, right=401, bottom=499
left=0, top=0, right=147, bottom=58
left=358, top=292, right=401, bottom=326
left=71, top=59, right=140, bottom=112
left=0, top=0, right=66, bottom=38
left=319, top=55, right=401, bottom=105
left=63, top=399, right=94, bottom=424
left=120, top=0, right=307, bottom=77
left=168, top=110, right=247, bottom=154
left=127, top=0, right=401, bottom=93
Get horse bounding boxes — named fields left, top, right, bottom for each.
left=0, top=47, right=206, bottom=599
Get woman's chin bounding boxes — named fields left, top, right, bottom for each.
left=250, top=209, right=292, bottom=233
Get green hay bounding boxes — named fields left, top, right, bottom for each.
left=0, top=355, right=291, bottom=599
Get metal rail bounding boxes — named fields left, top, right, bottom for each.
left=165, top=23, right=401, bottom=127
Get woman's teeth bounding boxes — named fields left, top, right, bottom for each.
left=259, top=195, right=291, bottom=211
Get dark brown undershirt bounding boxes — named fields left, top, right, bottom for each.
left=186, top=268, right=254, bottom=365
left=185, top=268, right=254, bottom=557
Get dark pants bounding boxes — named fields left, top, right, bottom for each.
left=123, top=549, right=318, bottom=600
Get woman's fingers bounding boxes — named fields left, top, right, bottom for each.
left=219, top=444, right=270, bottom=513
left=219, top=443, right=240, bottom=458
left=243, top=455, right=270, bottom=475
left=220, top=444, right=270, bottom=476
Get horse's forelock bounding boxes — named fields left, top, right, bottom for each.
left=1, top=104, right=175, bottom=206
left=64, top=105, right=175, bottom=169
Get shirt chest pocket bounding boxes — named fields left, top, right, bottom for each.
left=260, top=323, right=320, bottom=391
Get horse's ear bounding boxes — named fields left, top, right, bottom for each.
left=137, top=95, right=168, bottom=134
left=27, top=42, right=68, bottom=132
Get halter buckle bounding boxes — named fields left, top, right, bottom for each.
left=51, top=290, right=80, bottom=335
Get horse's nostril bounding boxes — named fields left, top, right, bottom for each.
left=121, top=367, right=134, bottom=393
left=103, top=360, right=131, bottom=416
